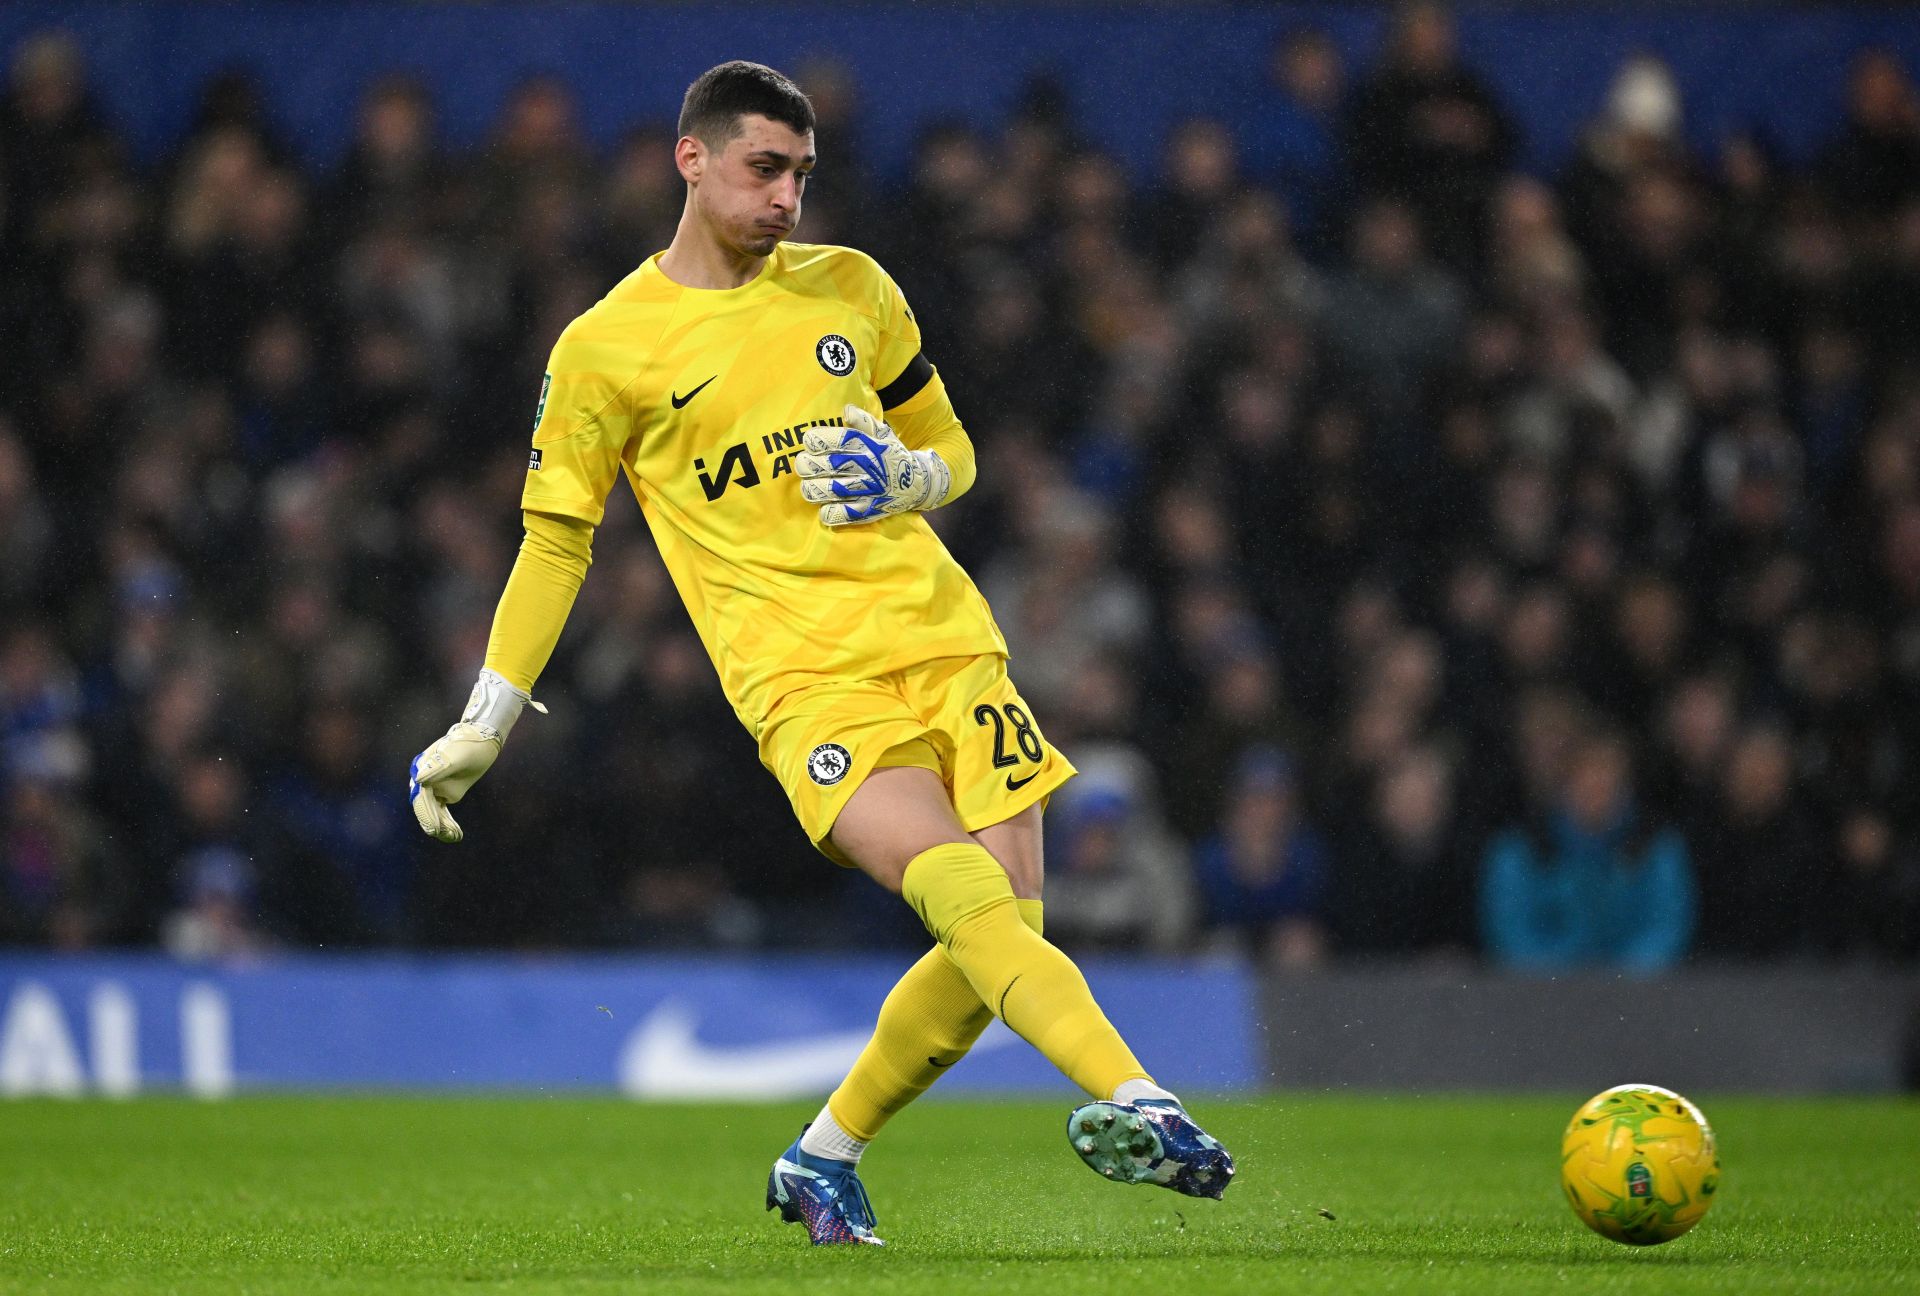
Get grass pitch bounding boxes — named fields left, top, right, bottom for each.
left=2, top=1094, right=1915, bottom=1294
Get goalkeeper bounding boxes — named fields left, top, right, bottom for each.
left=406, top=60, right=1235, bottom=1246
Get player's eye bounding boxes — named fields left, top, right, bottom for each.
left=753, top=164, right=776, bottom=177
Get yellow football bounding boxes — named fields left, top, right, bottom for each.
left=1560, top=1084, right=1720, bottom=1245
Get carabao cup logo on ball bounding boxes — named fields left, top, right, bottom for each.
left=807, top=743, right=852, bottom=785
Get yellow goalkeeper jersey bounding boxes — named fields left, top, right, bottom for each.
left=521, top=242, right=1007, bottom=729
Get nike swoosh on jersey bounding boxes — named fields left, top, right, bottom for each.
left=927, top=1055, right=959, bottom=1068
left=1005, top=770, right=1040, bottom=791
left=670, top=375, right=717, bottom=408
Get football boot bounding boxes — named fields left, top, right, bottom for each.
left=765, top=1132, right=885, bottom=1246
left=1065, top=1098, right=1236, bottom=1200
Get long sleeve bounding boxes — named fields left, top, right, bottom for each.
left=482, top=509, right=593, bottom=693
left=889, top=368, right=977, bottom=504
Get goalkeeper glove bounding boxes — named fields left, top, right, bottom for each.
left=796, top=404, right=952, bottom=527
left=408, top=668, right=546, bottom=843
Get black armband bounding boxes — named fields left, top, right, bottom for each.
left=877, top=350, right=935, bottom=410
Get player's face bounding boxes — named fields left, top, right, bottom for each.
left=688, top=114, right=815, bottom=258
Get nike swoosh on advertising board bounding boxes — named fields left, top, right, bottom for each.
left=620, top=1001, right=1016, bottom=1098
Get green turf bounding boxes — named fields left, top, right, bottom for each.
left=2, top=1095, right=1915, bottom=1294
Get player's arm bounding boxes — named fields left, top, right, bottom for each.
left=409, top=327, right=634, bottom=842
left=796, top=263, right=975, bottom=526
left=882, top=366, right=977, bottom=503
left=408, top=511, right=591, bottom=842
left=484, top=511, right=593, bottom=693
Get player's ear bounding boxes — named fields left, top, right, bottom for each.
left=674, top=135, right=704, bottom=184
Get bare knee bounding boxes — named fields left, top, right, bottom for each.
left=828, top=766, right=972, bottom=892
left=829, top=768, right=1044, bottom=901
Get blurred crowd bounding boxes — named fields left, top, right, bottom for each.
left=5, top=7, right=1920, bottom=968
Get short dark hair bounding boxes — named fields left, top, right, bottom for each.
left=678, top=61, right=814, bottom=145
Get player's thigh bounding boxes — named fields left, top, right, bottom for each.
left=971, top=800, right=1043, bottom=901
left=829, top=765, right=975, bottom=893
left=758, top=674, right=935, bottom=868
left=833, top=768, right=1046, bottom=900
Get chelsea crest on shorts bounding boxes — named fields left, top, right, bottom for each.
left=807, top=742, right=852, bottom=785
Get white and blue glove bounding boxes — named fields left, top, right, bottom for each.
left=408, top=669, right=545, bottom=843
left=796, top=404, right=952, bottom=527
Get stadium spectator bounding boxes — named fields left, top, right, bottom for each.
left=161, top=844, right=269, bottom=962
left=1689, top=726, right=1824, bottom=958
left=1042, top=752, right=1193, bottom=954
left=325, top=75, right=449, bottom=245
left=1253, top=27, right=1347, bottom=242
left=1161, top=643, right=1300, bottom=845
left=0, top=422, right=54, bottom=610
left=156, top=751, right=273, bottom=960
left=1145, top=117, right=1243, bottom=269
left=1343, top=1, right=1516, bottom=269
left=2, top=731, right=129, bottom=948
left=1332, top=744, right=1475, bottom=957
left=263, top=709, right=417, bottom=943
left=0, top=31, right=114, bottom=243
left=1560, top=53, right=1688, bottom=264
left=1481, top=731, right=1695, bottom=973
left=1818, top=49, right=1920, bottom=223
left=1829, top=810, right=1920, bottom=959
left=1193, top=746, right=1330, bottom=966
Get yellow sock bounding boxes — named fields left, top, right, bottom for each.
left=900, top=842, right=1151, bottom=1100
left=828, top=898, right=1043, bottom=1142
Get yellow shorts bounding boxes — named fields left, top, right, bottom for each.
left=756, top=654, right=1077, bottom=867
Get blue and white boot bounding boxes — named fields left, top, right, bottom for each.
left=765, top=1132, right=885, bottom=1246
left=1066, top=1099, right=1236, bottom=1200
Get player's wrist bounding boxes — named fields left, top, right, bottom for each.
left=460, top=668, right=548, bottom=742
